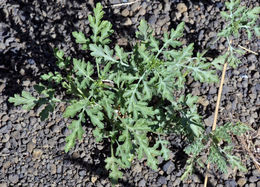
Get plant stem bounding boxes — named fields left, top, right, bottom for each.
left=203, top=40, right=231, bottom=187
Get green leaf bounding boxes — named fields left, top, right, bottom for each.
left=105, top=157, right=123, bottom=184
left=181, top=158, right=194, bottom=180
left=211, top=54, right=227, bottom=70
left=208, top=145, right=228, bottom=173
left=226, top=154, right=247, bottom=172
left=89, top=44, right=117, bottom=62
left=56, top=49, right=64, bottom=60
left=116, top=130, right=133, bottom=168
left=72, top=31, right=88, bottom=44
left=155, top=139, right=170, bottom=160
left=63, top=100, right=87, bottom=118
left=93, top=127, right=103, bottom=142
left=88, top=3, right=113, bottom=45
left=41, top=72, right=63, bottom=84
left=86, top=105, right=104, bottom=129
left=39, top=103, right=54, bottom=121
left=134, top=133, right=160, bottom=170
left=9, top=91, right=37, bottom=110
left=73, top=58, right=94, bottom=83
left=65, top=111, right=85, bottom=152
left=136, top=19, right=152, bottom=41
left=100, top=96, right=114, bottom=119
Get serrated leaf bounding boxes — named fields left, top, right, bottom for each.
left=181, top=158, right=194, bottom=180
left=65, top=112, right=85, bottom=152
left=72, top=31, right=88, bottom=44
left=73, top=58, right=94, bottom=82
left=86, top=105, right=104, bottom=129
left=136, top=19, right=152, bottom=41
left=93, top=127, right=103, bottom=142
left=90, top=44, right=117, bottom=62
left=9, top=91, right=37, bottom=110
left=105, top=157, right=123, bottom=184
left=63, top=100, right=87, bottom=118
left=226, top=154, right=247, bottom=172
left=88, top=3, right=113, bottom=45
left=134, top=133, right=160, bottom=170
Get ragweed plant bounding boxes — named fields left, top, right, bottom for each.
left=215, top=0, right=260, bottom=67
left=9, top=2, right=254, bottom=184
left=182, top=0, right=258, bottom=181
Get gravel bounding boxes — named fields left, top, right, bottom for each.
left=0, top=0, right=259, bottom=186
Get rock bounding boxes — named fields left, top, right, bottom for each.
left=8, top=174, right=19, bottom=184
left=131, top=3, right=140, bottom=12
left=91, top=176, right=97, bottom=183
left=255, top=84, right=260, bottom=91
left=163, top=160, right=175, bottom=175
left=79, top=170, right=86, bottom=177
left=249, top=176, right=258, bottom=183
left=0, top=183, right=8, bottom=187
left=133, top=163, right=142, bottom=175
left=19, top=68, right=25, bottom=76
left=225, top=179, right=237, bottom=187
left=173, top=178, right=181, bottom=186
left=2, top=134, right=10, bottom=143
left=148, top=15, right=157, bottom=25
left=242, top=80, right=248, bottom=88
left=27, top=141, right=35, bottom=153
left=249, top=183, right=256, bottom=187
left=204, top=115, right=214, bottom=126
left=0, top=84, right=5, bottom=92
left=247, top=54, right=257, bottom=62
left=198, top=29, right=204, bottom=41
left=177, top=3, right=188, bottom=14
left=110, top=0, right=120, bottom=4
left=121, top=8, right=129, bottom=17
left=253, top=72, right=259, bottom=79
left=158, top=176, right=167, bottom=185
left=192, top=174, right=201, bottom=183
left=32, top=149, right=43, bottom=159
left=198, top=96, right=209, bottom=108
left=1, top=115, right=9, bottom=122
left=252, top=169, right=260, bottom=176
left=138, top=179, right=146, bottom=187
left=138, top=8, right=146, bottom=16
left=51, top=164, right=56, bottom=175
left=2, top=161, right=11, bottom=170
left=237, top=177, right=247, bottom=187
left=57, top=165, right=62, bottom=174
left=123, top=18, right=132, bottom=26
left=209, top=86, right=217, bottom=95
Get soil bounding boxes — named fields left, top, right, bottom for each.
left=0, top=0, right=259, bottom=186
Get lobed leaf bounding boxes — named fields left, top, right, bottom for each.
left=9, top=91, right=37, bottom=110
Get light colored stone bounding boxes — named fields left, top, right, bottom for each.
left=121, top=8, right=129, bottom=17
left=237, top=177, right=247, bottom=187
left=177, top=3, right=188, bottom=14
left=123, top=18, right=132, bottom=26
left=91, top=176, right=98, bottom=183
left=33, top=149, right=43, bottom=159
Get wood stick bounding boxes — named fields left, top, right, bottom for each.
left=238, top=45, right=258, bottom=55
left=203, top=61, right=228, bottom=187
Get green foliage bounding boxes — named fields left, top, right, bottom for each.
left=219, top=0, right=260, bottom=39
left=8, top=2, right=252, bottom=184
left=8, top=91, right=37, bottom=110
left=218, top=0, right=260, bottom=67
left=182, top=122, right=250, bottom=179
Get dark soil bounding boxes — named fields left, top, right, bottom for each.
left=0, top=0, right=259, bottom=186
